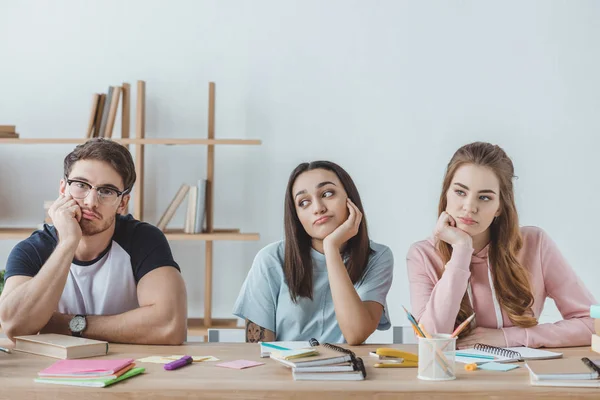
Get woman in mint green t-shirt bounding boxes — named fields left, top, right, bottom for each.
left=233, top=161, right=394, bottom=345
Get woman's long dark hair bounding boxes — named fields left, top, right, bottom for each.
left=284, top=161, right=371, bottom=302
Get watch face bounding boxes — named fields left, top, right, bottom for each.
left=69, top=316, right=86, bottom=332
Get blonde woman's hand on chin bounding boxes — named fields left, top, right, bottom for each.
left=434, top=211, right=473, bottom=248
left=456, top=327, right=507, bottom=349
left=323, top=199, right=362, bottom=253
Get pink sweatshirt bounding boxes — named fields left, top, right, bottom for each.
left=407, top=226, right=596, bottom=348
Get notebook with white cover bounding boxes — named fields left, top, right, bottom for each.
left=530, top=378, right=600, bottom=388
left=454, top=343, right=562, bottom=364
left=292, top=358, right=366, bottom=381
left=526, top=358, right=599, bottom=380
left=259, top=341, right=311, bottom=358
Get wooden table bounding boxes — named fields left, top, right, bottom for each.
left=1, top=340, right=598, bottom=399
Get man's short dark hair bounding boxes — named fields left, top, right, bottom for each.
left=63, top=138, right=136, bottom=192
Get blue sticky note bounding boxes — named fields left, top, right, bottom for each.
left=479, top=362, right=519, bottom=372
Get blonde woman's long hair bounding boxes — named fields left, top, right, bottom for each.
left=437, top=142, right=537, bottom=336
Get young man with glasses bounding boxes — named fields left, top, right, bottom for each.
left=0, top=139, right=187, bottom=344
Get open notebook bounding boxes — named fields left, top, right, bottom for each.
left=259, top=341, right=311, bottom=358
left=453, top=343, right=563, bottom=364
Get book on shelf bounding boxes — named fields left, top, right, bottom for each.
left=157, top=180, right=208, bottom=233
left=104, top=86, right=122, bottom=138
left=0, top=125, right=18, bottom=138
left=86, top=94, right=101, bottom=139
left=14, top=334, right=109, bottom=359
left=194, top=179, right=207, bottom=233
left=156, top=184, right=190, bottom=231
left=92, top=94, right=106, bottom=138
left=184, top=185, right=198, bottom=234
left=0, top=125, right=16, bottom=133
left=97, top=86, right=114, bottom=138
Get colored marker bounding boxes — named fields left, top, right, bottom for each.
left=164, top=355, right=193, bottom=371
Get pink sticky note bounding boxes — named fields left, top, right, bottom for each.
left=216, top=360, right=264, bottom=370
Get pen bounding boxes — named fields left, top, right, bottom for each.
left=455, top=352, right=495, bottom=360
left=581, top=357, right=600, bottom=376
left=450, top=313, right=476, bottom=338
left=260, top=342, right=291, bottom=351
left=164, top=355, right=193, bottom=371
left=0, top=346, right=11, bottom=354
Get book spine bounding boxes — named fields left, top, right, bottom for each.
left=194, top=179, right=207, bottom=233
left=86, top=94, right=100, bottom=138
left=104, top=86, right=122, bottom=138
left=184, top=186, right=198, bottom=234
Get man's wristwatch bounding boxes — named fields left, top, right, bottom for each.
left=69, top=314, right=87, bottom=337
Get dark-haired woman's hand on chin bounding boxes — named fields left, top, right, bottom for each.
left=456, top=327, right=507, bottom=349
left=323, top=199, right=362, bottom=252
left=434, top=211, right=472, bottom=248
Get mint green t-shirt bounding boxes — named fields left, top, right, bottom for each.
left=233, top=240, right=394, bottom=343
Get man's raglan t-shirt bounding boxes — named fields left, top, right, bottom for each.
left=4, top=214, right=180, bottom=316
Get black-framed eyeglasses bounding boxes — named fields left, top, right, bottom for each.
left=66, top=178, right=129, bottom=206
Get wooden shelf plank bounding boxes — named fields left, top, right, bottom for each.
left=164, top=230, right=259, bottom=241
left=0, top=138, right=261, bottom=145
left=0, top=228, right=259, bottom=241
left=0, top=228, right=39, bottom=240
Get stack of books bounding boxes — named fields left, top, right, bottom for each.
left=268, top=342, right=366, bottom=381
left=591, top=305, right=600, bottom=353
left=156, top=180, right=207, bottom=233
left=526, top=358, right=600, bottom=388
left=0, top=125, right=19, bottom=138
left=86, top=84, right=127, bottom=139
left=35, top=359, right=144, bottom=388
left=14, top=333, right=109, bottom=359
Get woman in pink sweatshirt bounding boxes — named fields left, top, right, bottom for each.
left=407, top=142, right=596, bottom=349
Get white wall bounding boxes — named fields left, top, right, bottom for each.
left=1, top=1, right=599, bottom=331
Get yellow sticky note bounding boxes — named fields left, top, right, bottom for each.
left=137, top=356, right=173, bottom=364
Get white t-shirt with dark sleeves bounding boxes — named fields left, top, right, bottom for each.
left=233, top=240, right=394, bottom=343
left=4, top=214, right=180, bottom=316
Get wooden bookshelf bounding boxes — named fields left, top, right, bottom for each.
left=0, top=228, right=41, bottom=240
left=0, top=138, right=261, bottom=145
left=0, top=228, right=259, bottom=242
left=0, top=81, right=260, bottom=328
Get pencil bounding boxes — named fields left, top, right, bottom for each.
left=451, top=313, right=476, bottom=338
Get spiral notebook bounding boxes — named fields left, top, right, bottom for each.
left=292, top=357, right=367, bottom=381
left=454, top=343, right=562, bottom=364
left=270, top=340, right=356, bottom=368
